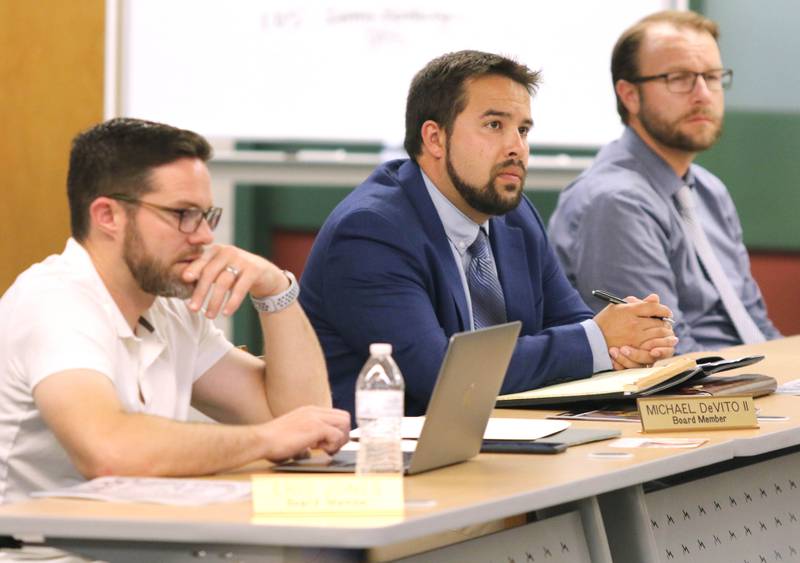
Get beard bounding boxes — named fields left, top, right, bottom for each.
left=638, top=96, right=723, bottom=153
left=123, top=221, right=197, bottom=299
left=445, top=145, right=526, bottom=217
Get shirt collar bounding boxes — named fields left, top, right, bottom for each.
left=421, top=170, right=489, bottom=256
left=684, top=168, right=698, bottom=190
left=621, top=127, right=688, bottom=198
left=62, top=238, right=145, bottom=340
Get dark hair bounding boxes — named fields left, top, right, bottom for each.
left=67, top=117, right=212, bottom=241
left=611, top=10, right=719, bottom=124
left=403, top=50, right=541, bottom=160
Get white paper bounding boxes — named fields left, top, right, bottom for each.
left=350, top=417, right=569, bottom=441
left=609, top=437, right=707, bottom=449
left=776, top=378, right=800, bottom=395
left=31, top=476, right=251, bottom=505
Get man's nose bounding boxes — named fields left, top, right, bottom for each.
left=189, top=217, right=215, bottom=245
left=506, top=129, right=528, bottom=157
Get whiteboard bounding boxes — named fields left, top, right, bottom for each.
left=119, top=0, right=674, bottom=148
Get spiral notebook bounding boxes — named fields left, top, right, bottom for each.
left=496, top=355, right=765, bottom=408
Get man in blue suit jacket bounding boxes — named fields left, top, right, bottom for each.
left=301, top=51, right=677, bottom=417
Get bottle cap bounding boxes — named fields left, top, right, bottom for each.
left=369, top=343, right=392, bottom=356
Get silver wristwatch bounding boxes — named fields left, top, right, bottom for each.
left=250, top=271, right=299, bottom=314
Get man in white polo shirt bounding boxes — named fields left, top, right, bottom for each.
left=0, top=118, right=350, bottom=506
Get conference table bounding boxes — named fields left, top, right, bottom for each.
left=0, top=337, right=797, bottom=562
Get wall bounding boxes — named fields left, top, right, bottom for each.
left=0, top=0, right=105, bottom=292
left=693, top=0, right=800, bottom=250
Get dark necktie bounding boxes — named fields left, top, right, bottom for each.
left=675, top=185, right=765, bottom=344
left=466, top=229, right=507, bottom=329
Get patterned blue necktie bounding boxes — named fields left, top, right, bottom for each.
left=467, top=229, right=507, bottom=329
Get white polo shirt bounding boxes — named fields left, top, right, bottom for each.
left=0, top=239, right=233, bottom=503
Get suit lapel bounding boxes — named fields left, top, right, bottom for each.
left=490, top=216, right=536, bottom=328
left=398, top=161, right=470, bottom=330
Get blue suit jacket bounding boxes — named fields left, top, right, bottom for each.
left=300, top=159, right=595, bottom=417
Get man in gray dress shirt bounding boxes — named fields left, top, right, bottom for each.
left=549, top=10, right=780, bottom=353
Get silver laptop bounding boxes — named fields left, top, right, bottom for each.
left=273, top=321, right=521, bottom=475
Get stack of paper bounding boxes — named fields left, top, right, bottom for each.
left=31, top=476, right=251, bottom=505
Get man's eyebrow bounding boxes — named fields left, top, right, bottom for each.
left=481, top=109, right=511, bottom=119
left=660, top=66, right=724, bottom=74
left=480, top=109, right=534, bottom=127
left=170, top=199, right=209, bottom=209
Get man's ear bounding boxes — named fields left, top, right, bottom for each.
left=616, top=79, right=641, bottom=119
left=88, top=197, right=127, bottom=239
left=419, top=120, right=446, bottom=160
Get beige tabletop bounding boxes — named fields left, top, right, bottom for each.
left=0, top=336, right=797, bottom=550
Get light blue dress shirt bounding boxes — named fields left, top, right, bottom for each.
left=421, top=171, right=612, bottom=373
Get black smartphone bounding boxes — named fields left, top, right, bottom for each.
left=480, top=440, right=567, bottom=454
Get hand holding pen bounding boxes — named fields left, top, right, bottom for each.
left=592, top=290, right=675, bottom=325
left=590, top=290, right=678, bottom=369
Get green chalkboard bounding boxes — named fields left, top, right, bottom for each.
left=695, top=110, right=800, bottom=250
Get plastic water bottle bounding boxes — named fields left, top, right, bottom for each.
left=355, top=343, right=405, bottom=474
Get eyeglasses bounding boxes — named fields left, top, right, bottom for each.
left=109, top=194, right=222, bottom=233
left=629, top=69, right=733, bottom=94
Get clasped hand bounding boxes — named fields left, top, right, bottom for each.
left=594, top=293, right=678, bottom=370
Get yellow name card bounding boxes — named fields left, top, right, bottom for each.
left=252, top=474, right=404, bottom=516
left=637, top=395, right=758, bottom=433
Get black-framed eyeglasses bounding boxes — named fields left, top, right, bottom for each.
left=109, top=194, right=223, bottom=233
left=629, top=69, right=733, bottom=94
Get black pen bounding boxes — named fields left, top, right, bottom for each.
left=591, top=289, right=675, bottom=325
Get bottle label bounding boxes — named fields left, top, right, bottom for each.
left=356, top=389, right=403, bottom=419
